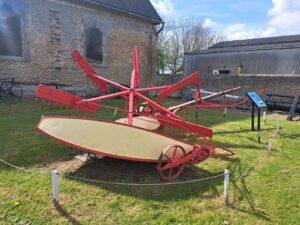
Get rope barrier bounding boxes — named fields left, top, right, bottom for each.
left=63, top=173, right=225, bottom=186
left=0, top=158, right=39, bottom=174
left=0, top=157, right=225, bottom=186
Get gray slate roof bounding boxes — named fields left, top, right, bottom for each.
left=81, top=0, right=162, bottom=24
left=186, top=34, right=300, bottom=55
left=211, top=34, right=300, bottom=49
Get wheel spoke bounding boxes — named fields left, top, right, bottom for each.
left=164, top=155, right=171, bottom=161
left=172, top=146, right=177, bottom=159
left=160, top=163, right=170, bottom=171
left=168, top=167, right=174, bottom=178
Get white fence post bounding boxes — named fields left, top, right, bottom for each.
left=267, top=138, right=273, bottom=151
left=276, top=121, right=280, bottom=134
left=224, top=169, right=230, bottom=205
left=113, top=109, right=118, bottom=119
left=223, top=107, right=227, bottom=117
left=52, top=170, right=60, bottom=204
left=263, top=111, right=266, bottom=124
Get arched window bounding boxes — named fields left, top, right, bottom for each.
left=0, top=1, right=23, bottom=57
left=85, top=27, right=103, bottom=63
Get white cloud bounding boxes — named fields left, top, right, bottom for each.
left=225, top=24, right=276, bottom=40
left=260, top=27, right=277, bottom=37
left=150, top=0, right=174, bottom=16
left=203, top=18, right=217, bottom=29
left=224, top=0, right=300, bottom=40
left=267, top=0, right=300, bottom=34
left=225, top=23, right=258, bottom=40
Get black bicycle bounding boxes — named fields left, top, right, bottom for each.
left=0, top=78, right=23, bottom=105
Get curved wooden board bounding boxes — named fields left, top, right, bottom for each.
left=115, top=116, right=160, bottom=131
left=36, top=116, right=193, bottom=162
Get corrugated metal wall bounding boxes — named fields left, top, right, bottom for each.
left=185, top=48, right=300, bottom=75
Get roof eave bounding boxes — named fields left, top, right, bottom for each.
left=81, top=0, right=163, bottom=25
left=185, top=45, right=300, bottom=55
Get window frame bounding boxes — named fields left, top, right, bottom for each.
left=0, top=0, right=28, bottom=62
left=84, top=26, right=103, bottom=64
left=83, top=15, right=109, bottom=67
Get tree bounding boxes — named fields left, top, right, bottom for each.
left=157, top=18, right=226, bottom=74
left=156, top=28, right=170, bottom=74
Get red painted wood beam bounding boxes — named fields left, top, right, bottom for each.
left=72, top=50, right=129, bottom=92
left=157, top=71, right=200, bottom=100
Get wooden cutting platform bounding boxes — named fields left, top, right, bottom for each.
left=115, top=116, right=160, bottom=130
left=36, top=116, right=193, bottom=162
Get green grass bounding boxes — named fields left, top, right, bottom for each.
left=0, top=98, right=299, bottom=225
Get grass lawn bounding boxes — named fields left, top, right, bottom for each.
left=0, top=98, right=299, bottom=225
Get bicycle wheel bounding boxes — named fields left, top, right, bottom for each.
left=0, top=82, right=23, bottom=104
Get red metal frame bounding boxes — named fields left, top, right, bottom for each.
left=35, top=47, right=238, bottom=181
left=157, top=71, right=202, bottom=100
left=168, top=87, right=242, bottom=112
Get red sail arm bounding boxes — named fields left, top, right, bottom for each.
left=71, top=50, right=109, bottom=93
left=35, top=85, right=99, bottom=113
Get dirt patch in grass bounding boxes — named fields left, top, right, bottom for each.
left=44, top=157, right=86, bottom=174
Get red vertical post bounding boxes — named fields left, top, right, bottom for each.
left=128, top=47, right=139, bottom=125
left=133, top=47, right=140, bottom=88
left=128, top=69, right=136, bottom=125
left=128, top=90, right=134, bottom=125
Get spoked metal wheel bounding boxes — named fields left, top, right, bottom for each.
left=0, top=82, right=23, bottom=105
left=156, top=145, right=187, bottom=181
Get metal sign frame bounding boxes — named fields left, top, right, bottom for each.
left=246, top=92, right=267, bottom=108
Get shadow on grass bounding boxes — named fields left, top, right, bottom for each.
left=225, top=143, right=262, bottom=151
left=54, top=202, right=82, bottom=225
left=279, top=132, right=300, bottom=140
left=216, top=127, right=274, bottom=135
left=66, top=157, right=224, bottom=201
left=228, top=158, right=273, bottom=222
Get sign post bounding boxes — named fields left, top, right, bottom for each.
left=246, top=92, right=267, bottom=131
left=251, top=102, right=255, bottom=131
left=258, top=108, right=261, bottom=130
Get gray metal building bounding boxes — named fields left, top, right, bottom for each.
left=185, top=34, right=300, bottom=75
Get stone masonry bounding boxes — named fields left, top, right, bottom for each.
left=0, top=0, right=158, bottom=95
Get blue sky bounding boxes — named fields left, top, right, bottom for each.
left=150, top=0, right=300, bottom=40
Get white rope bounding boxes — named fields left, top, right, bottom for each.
left=63, top=173, right=225, bottom=186
left=0, top=157, right=224, bottom=186
left=0, top=158, right=38, bottom=174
